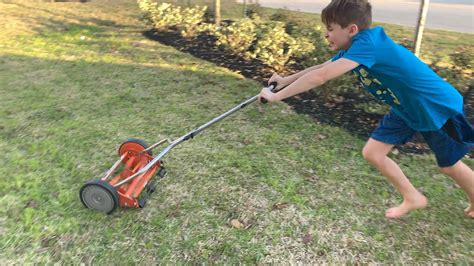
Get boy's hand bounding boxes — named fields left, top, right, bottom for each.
left=258, top=87, right=279, bottom=103
left=268, top=73, right=287, bottom=91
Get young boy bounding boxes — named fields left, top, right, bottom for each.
left=258, top=0, right=474, bottom=219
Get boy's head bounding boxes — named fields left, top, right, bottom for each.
left=321, top=0, right=372, bottom=51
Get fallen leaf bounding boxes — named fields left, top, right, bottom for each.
left=333, top=96, right=345, bottom=103
left=302, top=234, right=313, bottom=244
left=242, top=139, right=252, bottom=145
left=272, top=202, right=289, bottom=210
left=324, top=102, right=336, bottom=108
left=305, top=175, right=320, bottom=183
left=230, top=219, right=244, bottom=229
left=26, top=200, right=38, bottom=209
left=315, top=134, right=327, bottom=140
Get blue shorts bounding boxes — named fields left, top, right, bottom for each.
left=371, top=110, right=473, bottom=167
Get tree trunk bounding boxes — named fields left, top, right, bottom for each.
left=214, top=0, right=221, bottom=26
left=414, top=0, right=430, bottom=57
left=243, top=0, right=247, bottom=17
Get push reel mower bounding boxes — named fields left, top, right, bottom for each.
left=80, top=82, right=277, bottom=214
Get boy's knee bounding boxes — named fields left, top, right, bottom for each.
left=439, top=161, right=465, bottom=176
left=362, top=139, right=393, bottom=166
left=362, top=147, right=380, bottom=165
left=439, top=165, right=456, bottom=176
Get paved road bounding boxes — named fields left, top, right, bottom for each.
left=242, top=0, right=473, bottom=33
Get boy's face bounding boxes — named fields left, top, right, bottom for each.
left=324, top=23, right=357, bottom=51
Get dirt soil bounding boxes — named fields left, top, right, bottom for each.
left=144, top=29, right=473, bottom=158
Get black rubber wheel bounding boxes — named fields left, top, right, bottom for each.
left=80, top=179, right=119, bottom=214
left=118, top=138, right=152, bottom=157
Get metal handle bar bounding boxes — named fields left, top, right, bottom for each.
left=113, top=83, right=277, bottom=188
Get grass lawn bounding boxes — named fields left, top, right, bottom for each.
left=1, top=0, right=473, bottom=263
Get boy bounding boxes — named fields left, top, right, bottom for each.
left=258, top=0, right=474, bottom=219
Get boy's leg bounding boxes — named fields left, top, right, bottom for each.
left=422, top=113, right=473, bottom=218
left=363, top=138, right=427, bottom=218
left=439, top=161, right=474, bottom=218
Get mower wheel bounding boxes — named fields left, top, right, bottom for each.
left=80, top=179, right=119, bottom=214
left=118, top=138, right=152, bottom=157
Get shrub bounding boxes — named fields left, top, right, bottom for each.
left=269, top=9, right=299, bottom=35
left=293, top=25, right=332, bottom=67
left=244, top=3, right=263, bottom=19
left=139, top=1, right=314, bottom=69
left=269, top=10, right=290, bottom=22
left=250, top=21, right=314, bottom=70
left=137, top=0, right=157, bottom=24
left=215, top=18, right=257, bottom=55
left=138, top=0, right=213, bottom=38
left=216, top=18, right=315, bottom=70
left=138, top=1, right=183, bottom=30
left=179, top=5, right=213, bottom=38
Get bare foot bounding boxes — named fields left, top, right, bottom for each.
left=464, top=204, right=474, bottom=219
left=385, top=194, right=428, bottom=219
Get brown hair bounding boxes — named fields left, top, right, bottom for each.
left=321, top=0, right=372, bottom=30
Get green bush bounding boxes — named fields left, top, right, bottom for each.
left=244, top=3, right=263, bottom=19
left=296, top=26, right=332, bottom=67
left=138, top=0, right=213, bottom=38
left=138, top=1, right=314, bottom=69
left=269, top=9, right=299, bottom=35
left=138, top=1, right=182, bottom=30
left=215, top=18, right=314, bottom=70
left=215, top=18, right=257, bottom=55
left=269, top=10, right=290, bottom=22
left=250, top=21, right=314, bottom=70
left=179, top=5, right=214, bottom=38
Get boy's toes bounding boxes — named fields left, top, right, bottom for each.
left=464, top=206, right=474, bottom=219
left=385, top=196, right=427, bottom=219
left=385, top=206, right=408, bottom=219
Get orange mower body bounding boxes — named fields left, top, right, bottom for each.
left=80, top=139, right=166, bottom=214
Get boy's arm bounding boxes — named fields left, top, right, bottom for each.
left=261, top=58, right=359, bottom=102
left=282, top=60, right=333, bottom=85
left=269, top=60, right=333, bottom=89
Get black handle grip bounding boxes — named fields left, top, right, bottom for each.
left=268, top=81, right=278, bottom=92
left=260, top=82, right=278, bottom=104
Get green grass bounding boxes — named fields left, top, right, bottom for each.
left=1, top=0, right=473, bottom=264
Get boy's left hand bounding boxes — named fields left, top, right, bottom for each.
left=258, top=87, right=279, bottom=103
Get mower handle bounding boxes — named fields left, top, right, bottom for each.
left=260, top=82, right=278, bottom=104
left=113, top=82, right=279, bottom=188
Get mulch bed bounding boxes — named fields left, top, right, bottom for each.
left=143, top=29, right=473, bottom=158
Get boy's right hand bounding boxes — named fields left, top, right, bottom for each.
left=268, top=73, right=287, bottom=91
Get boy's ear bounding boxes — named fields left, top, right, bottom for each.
left=348, top=24, right=359, bottom=37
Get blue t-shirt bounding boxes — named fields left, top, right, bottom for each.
left=332, top=26, right=463, bottom=131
